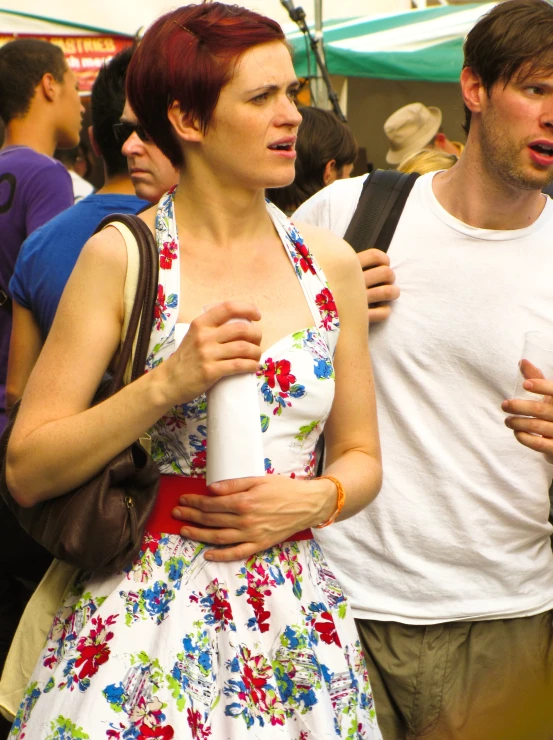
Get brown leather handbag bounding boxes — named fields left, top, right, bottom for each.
left=0, top=214, right=160, bottom=574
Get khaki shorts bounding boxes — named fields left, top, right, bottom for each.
left=356, top=612, right=553, bottom=740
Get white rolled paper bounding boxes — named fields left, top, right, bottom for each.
left=174, top=319, right=265, bottom=485
left=205, top=370, right=265, bottom=485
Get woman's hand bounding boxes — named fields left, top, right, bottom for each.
left=171, top=475, right=336, bottom=561
left=502, top=378, right=553, bottom=464
left=160, top=301, right=262, bottom=407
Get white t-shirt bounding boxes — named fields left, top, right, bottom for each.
left=68, top=170, right=94, bottom=203
left=294, top=172, right=553, bottom=624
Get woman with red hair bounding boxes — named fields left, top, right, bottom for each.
left=7, top=4, right=382, bottom=737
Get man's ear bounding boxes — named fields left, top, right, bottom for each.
left=88, top=125, right=101, bottom=158
left=167, top=101, right=203, bottom=143
left=460, top=66, right=485, bottom=118
left=323, top=159, right=337, bottom=186
left=40, top=72, right=58, bottom=103
left=433, top=132, right=447, bottom=150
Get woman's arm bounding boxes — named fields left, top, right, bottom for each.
left=7, top=226, right=263, bottom=506
left=171, top=224, right=382, bottom=561
left=304, top=221, right=382, bottom=520
left=6, top=303, right=44, bottom=412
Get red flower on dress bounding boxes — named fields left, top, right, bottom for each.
left=74, top=615, right=116, bottom=679
left=294, top=240, right=316, bottom=275
left=160, top=240, right=178, bottom=270
left=154, top=285, right=167, bottom=321
left=313, top=610, right=342, bottom=647
left=191, top=441, right=207, bottom=473
left=138, top=722, right=175, bottom=739
left=315, top=287, right=338, bottom=330
left=207, top=580, right=234, bottom=627
left=187, top=708, right=212, bottom=739
left=264, top=358, right=296, bottom=392
left=163, top=408, right=186, bottom=431
left=247, top=582, right=271, bottom=632
left=143, top=537, right=160, bottom=555
left=107, top=726, right=125, bottom=739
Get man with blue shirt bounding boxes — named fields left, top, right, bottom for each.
left=7, top=48, right=178, bottom=404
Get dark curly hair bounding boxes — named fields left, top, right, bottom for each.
left=267, top=106, right=358, bottom=213
left=0, top=39, right=67, bottom=123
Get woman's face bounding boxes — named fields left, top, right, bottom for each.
left=199, top=41, right=302, bottom=190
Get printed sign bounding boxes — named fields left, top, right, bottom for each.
left=0, top=34, right=134, bottom=92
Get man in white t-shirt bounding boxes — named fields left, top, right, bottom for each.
left=293, top=1, right=553, bottom=737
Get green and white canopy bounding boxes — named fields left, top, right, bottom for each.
left=288, top=2, right=496, bottom=83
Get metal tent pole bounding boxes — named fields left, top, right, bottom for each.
left=280, top=0, right=346, bottom=120
left=312, top=0, right=328, bottom=108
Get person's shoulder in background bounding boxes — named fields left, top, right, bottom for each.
left=292, top=174, right=368, bottom=238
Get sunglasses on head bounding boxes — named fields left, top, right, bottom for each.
left=112, top=121, right=150, bottom=146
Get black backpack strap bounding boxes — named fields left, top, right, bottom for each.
left=343, top=169, right=420, bottom=254
left=315, top=170, right=419, bottom=478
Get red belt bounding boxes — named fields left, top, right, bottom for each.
left=145, top=474, right=313, bottom=543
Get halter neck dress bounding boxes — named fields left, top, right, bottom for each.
left=11, top=189, right=381, bottom=740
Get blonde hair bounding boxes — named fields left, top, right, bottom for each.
left=398, top=148, right=458, bottom=175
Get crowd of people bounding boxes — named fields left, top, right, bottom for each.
left=1, top=0, right=553, bottom=738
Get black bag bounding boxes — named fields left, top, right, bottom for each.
left=0, top=214, right=160, bottom=574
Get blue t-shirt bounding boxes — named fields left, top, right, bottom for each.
left=0, top=146, right=74, bottom=429
left=10, top=193, right=149, bottom=340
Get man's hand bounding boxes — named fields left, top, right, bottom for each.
left=357, top=248, right=400, bottom=323
left=502, top=377, right=553, bottom=464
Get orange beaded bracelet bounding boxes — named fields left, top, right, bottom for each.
left=316, top=475, right=346, bottom=528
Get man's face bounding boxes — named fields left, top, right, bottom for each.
left=55, top=66, right=84, bottom=149
left=476, top=67, right=553, bottom=191
left=120, top=102, right=179, bottom=203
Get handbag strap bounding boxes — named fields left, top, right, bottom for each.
left=93, top=214, right=159, bottom=395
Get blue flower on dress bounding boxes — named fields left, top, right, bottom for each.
left=282, top=625, right=300, bottom=649
left=182, top=636, right=196, bottom=653
left=314, top=358, right=333, bottom=379
left=227, top=656, right=240, bottom=673
left=102, top=681, right=126, bottom=709
left=198, top=651, right=211, bottom=671
left=142, top=582, right=174, bottom=623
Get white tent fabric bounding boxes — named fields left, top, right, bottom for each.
left=0, top=10, right=100, bottom=36
left=0, top=0, right=410, bottom=38
left=289, top=2, right=497, bottom=82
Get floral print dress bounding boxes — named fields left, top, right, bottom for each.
left=11, top=191, right=381, bottom=740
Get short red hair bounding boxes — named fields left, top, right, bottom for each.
left=127, top=2, right=286, bottom=167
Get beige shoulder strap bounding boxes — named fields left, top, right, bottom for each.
left=105, top=220, right=152, bottom=454
left=103, top=221, right=141, bottom=386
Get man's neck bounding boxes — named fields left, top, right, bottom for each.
left=2, top=118, right=57, bottom=157
left=432, top=139, right=547, bottom=231
left=96, top=172, right=141, bottom=197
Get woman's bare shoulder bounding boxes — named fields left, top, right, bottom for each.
left=80, top=223, right=128, bottom=271
left=293, top=220, right=359, bottom=283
